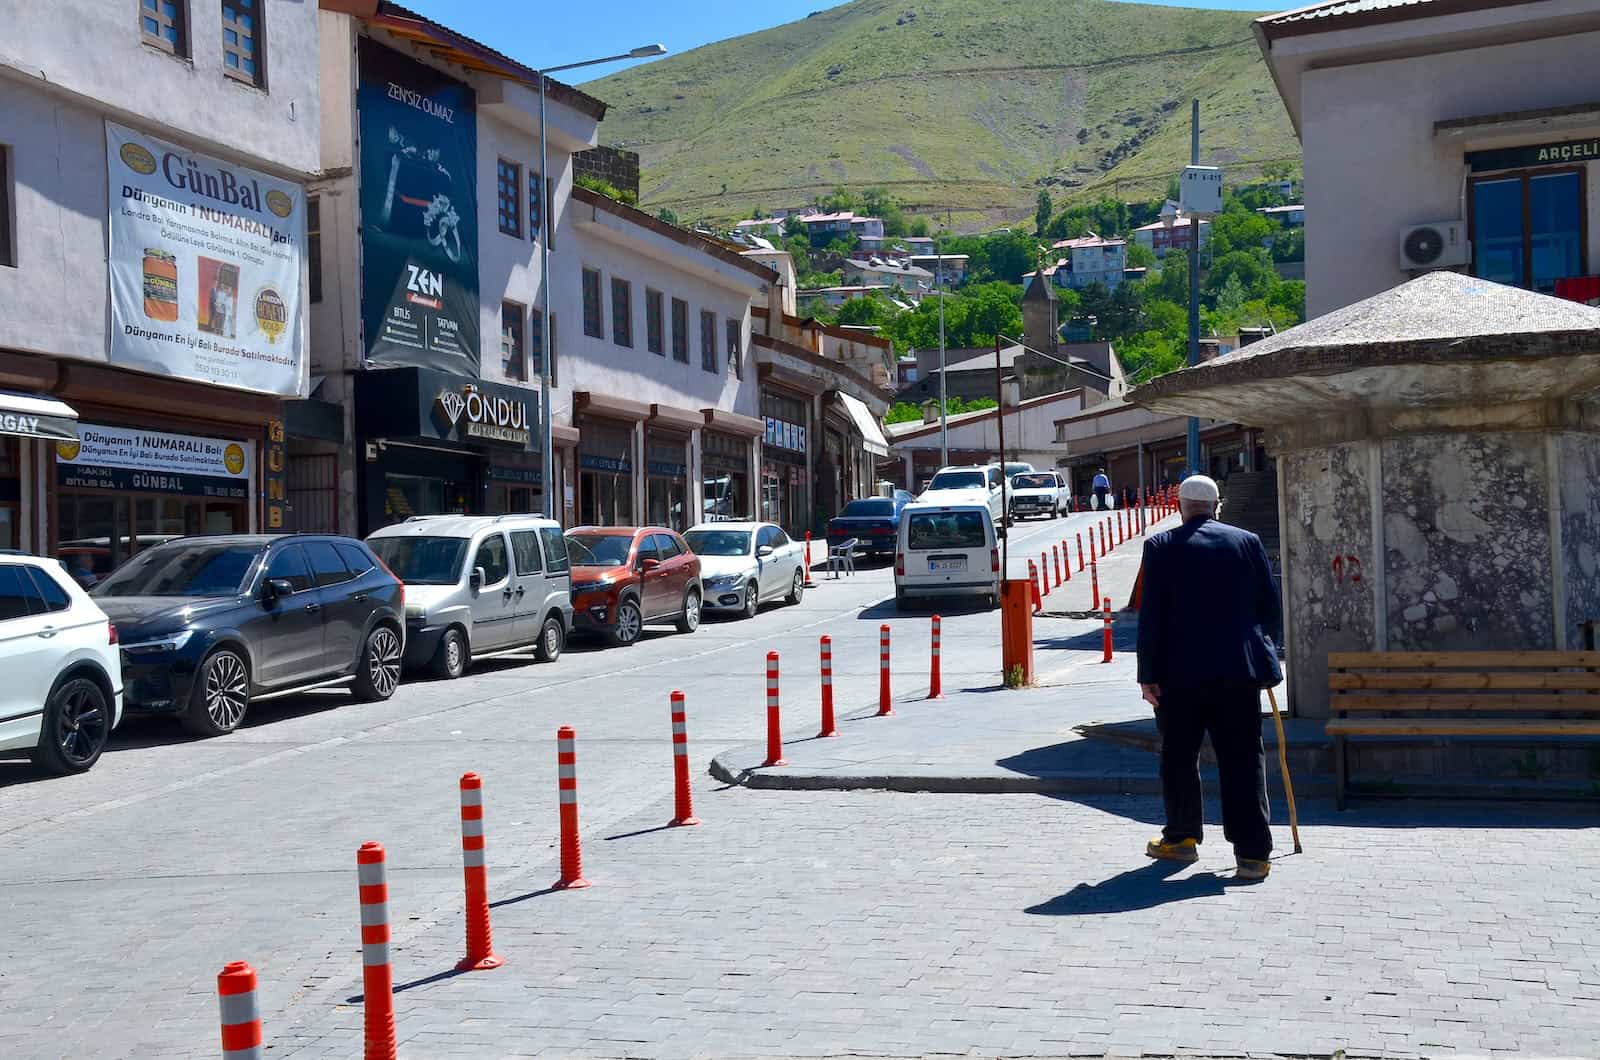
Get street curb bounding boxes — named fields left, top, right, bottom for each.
left=707, top=752, right=1167, bottom=795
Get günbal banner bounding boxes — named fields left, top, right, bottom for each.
left=105, top=121, right=306, bottom=396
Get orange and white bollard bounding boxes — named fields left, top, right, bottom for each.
left=1090, top=559, right=1100, bottom=614
left=356, top=842, right=397, bottom=1060
left=803, top=533, right=817, bottom=588
left=763, top=652, right=786, bottom=766
left=1102, top=597, right=1114, bottom=662
left=455, top=773, right=504, bottom=971
left=928, top=614, right=943, bottom=699
left=1028, top=560, right=1042, bottom=614
left=1052, top=545, right=1062, bottom=588
left=877, top=624, right=894, bottom=716
left=1061, top=539, right=1072, bottom=581
left=1118, top=509, right=1125, bottom=544
left=818, top=635, right=838, bottom=737
left=1039, top=551, right=1050, bottom=596
left=216, top=961, right=263, bottom=1060
left=1088, top=528, right=1096, bottom=563
left=667, top=691, right=700, bottom=826
left=554, top=727, right=590, bottom=889
left=1077, top=533, right=1085, bottom=571
left=1101, top=520, right=1109, bottom=555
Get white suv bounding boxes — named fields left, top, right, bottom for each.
left=919, top=464, right=1007, bottom=526
left=0, top=555, right=122, bottom=773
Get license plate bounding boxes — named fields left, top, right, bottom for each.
left=930, top=558, right=966, bottom=573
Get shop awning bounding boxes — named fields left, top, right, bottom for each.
left=834, top=393, right=890, bottom=457
left=0, top=391, right=78, bottom=441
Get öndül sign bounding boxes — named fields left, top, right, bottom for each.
left=357, top=39, right=480, bottom=374
left=435, top=385, right=530, bottom=447
left=105, top=122, right=305, bottom=396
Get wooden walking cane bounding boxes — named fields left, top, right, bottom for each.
left=1265, top=686, right=1302, bottom=854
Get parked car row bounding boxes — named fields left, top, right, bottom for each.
left=1, top=516, right=812, bottom=774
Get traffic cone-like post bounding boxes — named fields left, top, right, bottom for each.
left=1090, top=559, right=1100, bottom=614
left=667, top=692, right=700, bottom=826
left=356, top=842, right=397, bottom=1060
left=818, top=635, right=838, bottom=737
left=1039, top=551, right=1050, bottom=596
left=877, top=625, right=894, bottom=716
left=455, top=773, right=504, bottom=971
left=216, top=961, right=263, bottom=1060
left=554, top=727, right=590, bottom=889
left=763, top=652, right=786, bottom=765
left=1102, top=597, right=1114, bottom=662
left=1118, top=509, right=1125, bottom=544
left=1028, top=560, right=1042, bottom=614
left=1052, top=545, right=1062, bottom=588
left=1088, top=528, right=1096, bottom=563
left=1061, top=539, right=1072, bottom=581
left=1077, top=533, right=1085, bottom=572
left=928, top=614, right=943, bottom=699
left=803, top=532, right=818, bottom=588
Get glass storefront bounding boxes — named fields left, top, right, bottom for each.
left=761, top=389, right=810, bottom=536
left=702, top=431, right=749, bottom=523
left=646, top=429, right=688, bottom=531
left=579, top=417, right=634, bottom=526
left=488, top=455, right=543, bottom=517
left=0, top=437, right=17, bottom=551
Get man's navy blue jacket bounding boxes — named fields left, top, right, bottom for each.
left=1136, top=516, right=1283, bottom=691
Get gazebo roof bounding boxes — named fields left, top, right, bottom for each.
left=1130, top=272, right=1600, bottom=424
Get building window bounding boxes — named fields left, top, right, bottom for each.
left=0, top=145, right=12, bottom=269
left=726, top=318, right=741, bottom=378
left=306, top=196, right=321, bottom=303
left=501, top=301, right=526, bottom=381
left=221, top=0, right=264, bottom=86
left=700, top=310, right=718, bottom=373
left=528, top=170, right=542, bottom=243
left=611, top=277, right=632, bottom=348
left=581, top=268, right=603, bottom=338
left=1471, top=168, right=1584, bottom=294
left=671, top=298, right=688, bottom=362
left=140, top=0, right=187, bottom=56
left=530, top=309, right=558, bottom=385
left=497, top=159, right=522, bottom=237
left=645, top=288, right=664, bottom=355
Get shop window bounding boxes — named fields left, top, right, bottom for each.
left=304, top=541, right=352, bottom=587
left=140, top=0, right=188, bottom=57
left=265, top=544, right=313, bottom=593
left=221, top=0, right=264, bottom=87
left=700, top=310, right=718, bottom=373
left=726, top=318, right=741, bottom=378
left=671, top=298, right=688, bottom=362
left=473, top=533, right=510, bottom=585
left=502, top=300, right=526, bottom=381
left=645, top=288, right=664, bottom=355
left=1471, top=169, right=1584, bottom=294
left=510, top=529, right=542, bottom=574
left=306, top=196, right=322, bottom=303
left=0, top=436, right=16, bottom=550
left=611, top=277, right=632, bottom=348
left=528, top=310, right=560, bottom=385
left=497, top=159, right=522, bottom=237
left=582, top=267, right=603, bottom=338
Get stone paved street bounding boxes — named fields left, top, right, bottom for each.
left=2, top=510, right=1597, bottom=1058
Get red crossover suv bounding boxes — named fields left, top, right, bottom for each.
left=564, top=526, right=702, bottom=646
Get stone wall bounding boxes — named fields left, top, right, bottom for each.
left=574, top=146, right=641, bottom=201
left=1380, top=433, right=1552, bottom=651
left=1282, top=442, right=1376, bottom=718
left=1559, top=432, right=1600, bottom=648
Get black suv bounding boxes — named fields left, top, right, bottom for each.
left=93, top=535, right=405, bottom=737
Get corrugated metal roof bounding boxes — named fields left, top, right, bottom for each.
left=1258, top=0, right=1539, bottom=36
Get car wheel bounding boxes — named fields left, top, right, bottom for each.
left=611, top=597, right=643, bottom=647
left=676, top=589, right=702, bottom=634
left=33, top=676, right=111, bottom=774
left=354, top=624, right=403, bottom=703
left=430, top=627, right=468, bottom=679
left=182, top=648, right=250, bottom=737
left=741, top=581, right=759, bottom=620
left=785, top=568, right=804, bottom=605
left=534, top=615, right=564, bottom=663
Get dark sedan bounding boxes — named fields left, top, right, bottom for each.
left=94, top=535, right=405, bottom=737
left=826, top=495, right=910, bottom=558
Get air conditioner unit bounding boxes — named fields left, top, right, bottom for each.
left=1400, top=221, right=1470, bottom=270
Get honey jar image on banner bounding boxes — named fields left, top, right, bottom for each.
left=142, top=249, right=179, bottom=322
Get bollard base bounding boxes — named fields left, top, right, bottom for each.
left=760, top=758, right=787, bottom=767
left=668, top=815, right=702, bottom=827
left=552, top=876, right=591, bottom=890
left=818, top=727, right=839, bottom=738
left=875, top=706, right=895, bottom=717
left=455, top=953, right=506, bottom=972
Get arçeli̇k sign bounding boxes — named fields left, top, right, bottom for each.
left=434, top=386, right=530, bottom=447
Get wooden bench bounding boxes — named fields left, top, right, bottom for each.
left=1326, top=651, right=1600, bottom=809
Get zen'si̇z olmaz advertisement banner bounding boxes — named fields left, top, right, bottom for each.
left=106, top=121, right=306, bottom=396
left=357, top=37, right=480, bottom=375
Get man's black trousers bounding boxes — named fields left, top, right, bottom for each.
left=1156, top=681, right=1273, bottom=860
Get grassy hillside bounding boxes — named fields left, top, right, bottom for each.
left=580, top=0, right=1298, bottom=229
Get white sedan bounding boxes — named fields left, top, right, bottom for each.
left=682, top=522, right=807, bottom=619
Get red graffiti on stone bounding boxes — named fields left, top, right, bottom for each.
left=1332, top=554, right=1363, bottom=584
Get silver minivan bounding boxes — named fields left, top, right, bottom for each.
left=367, top=515, right=573, bottom=678
left=894, top=501, right=1000, bottom=609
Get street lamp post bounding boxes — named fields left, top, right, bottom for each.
left=536, top=43, right=667, bottom=519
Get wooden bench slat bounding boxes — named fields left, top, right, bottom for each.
left=1329, top=672, right=1600, bottom=691
left=1330, top=693, right=1600, bottom=713
left=1326, top=718, right=1600, bottom=737
left=1328, top=651, right=1600, bottom=669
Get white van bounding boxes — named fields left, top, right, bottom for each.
left=894, top=501, right=1000, bottom=609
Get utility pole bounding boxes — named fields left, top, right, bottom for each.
left=1186, top=98, right=1202, bottom=479
left=995, top=336, right=1009, bottom=574
left=937, top=249, right=948, bottom=466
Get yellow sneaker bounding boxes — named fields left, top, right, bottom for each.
left=1144, top=837, right=1199, bottom=863
left=1235, top=857, right=1271, bottom=881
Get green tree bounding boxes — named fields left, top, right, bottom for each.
left=1270, top=228, right=1304, bottom=263
left=1207, top=202, right=1276, bottom=257
left=1035, top=190, right=1053, bottom=237
left=656, top=207, right=680, bottom=225
left=908, top=216, right=930, bottom=238
left=1149, top=253, right=1189, bottom=306
left=784, top=214, right=806, bottom=238
left=1204, top=249, right=1275, bottom=303
left=835, top=293, right=896, bottom=327
left=885, top=401, right=924, bottom=425
left=1125, top=242, right=1158, bottom=270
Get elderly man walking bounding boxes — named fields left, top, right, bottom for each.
left=1136, top=475, right=1282, bottom=881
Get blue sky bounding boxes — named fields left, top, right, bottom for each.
left=402, top=0, right=1288, bottom=80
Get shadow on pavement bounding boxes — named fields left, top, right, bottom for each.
left=856, top=597, right=998, bottom=620
left=348, top=965, right=466, bottom=1003
left=1025, top=860, right=1245, bottom=916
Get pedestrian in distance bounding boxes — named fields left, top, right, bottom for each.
left=1092, top=467, right=1111, bottom=511
left=1135, top=474, right=1282, bottom=881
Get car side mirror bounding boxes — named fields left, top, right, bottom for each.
left=640, top=557, right=662, bottom=572
left=262, top=578, right=294, bottom=602
left=470, top=567, right=485, bottom=590
left=757, top=544, right=774, bottom=558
